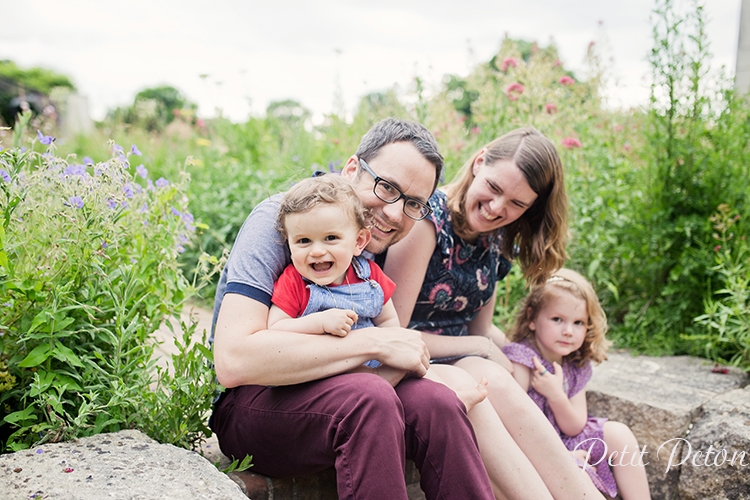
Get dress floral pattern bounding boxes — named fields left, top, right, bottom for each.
left=408, top=190, right=511, bottom=337
left=502, top=340, right=618, bottom=498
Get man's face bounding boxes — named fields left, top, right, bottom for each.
left=342, top=141, right=436, bottom=255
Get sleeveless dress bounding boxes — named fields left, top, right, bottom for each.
left=502, top=341, right=618, bottom=498
left=408, top=191, right=511, bottom=346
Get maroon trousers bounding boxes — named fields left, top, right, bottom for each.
left=210, top=373, right=494, bottom=500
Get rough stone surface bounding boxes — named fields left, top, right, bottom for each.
left=676, top=386, right=750, bottom=500
left=0, top=429, right=246, bottom=500
left=587, top=351, right=749, bottom=500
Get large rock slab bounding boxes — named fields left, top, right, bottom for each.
left=0, top=429, right=246, bottom=500
left=676, top=385, right=750, bottom=500
left=587, top=352, right=748, bottom=500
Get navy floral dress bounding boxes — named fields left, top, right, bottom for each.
left=408, top=190, right=512, bottom=341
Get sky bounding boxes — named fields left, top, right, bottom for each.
left=1, top=0, right=742, bottom=122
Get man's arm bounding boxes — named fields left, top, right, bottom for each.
left=213, top=293, right=430, bottom=388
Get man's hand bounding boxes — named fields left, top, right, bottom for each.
left=358, top=327, right=430, bottom=377
left=318, top=308, right=358, bottom=337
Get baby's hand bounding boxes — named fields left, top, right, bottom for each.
left=320, top=308, right=358, bottom=337
left=530, top=356, right=565, bottom=401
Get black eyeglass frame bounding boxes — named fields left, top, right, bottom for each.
left=358, top=158, right=433, bottom=221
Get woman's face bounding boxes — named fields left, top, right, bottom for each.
left=464, top=154, right=538, bottom=237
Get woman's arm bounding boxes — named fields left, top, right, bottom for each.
left=466, top=291, right=513, bottom=371
left=383, top=218, right=436, bottom=327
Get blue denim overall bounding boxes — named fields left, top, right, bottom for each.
left=302, top=255, right=383, bottom=368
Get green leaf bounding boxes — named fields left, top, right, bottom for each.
left=18, top=344, right=53, bottom=367
left=53, top=342, right=84, bottom=367
left=3, top=407, right=37, bottom=425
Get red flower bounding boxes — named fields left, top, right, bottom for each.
left=545, top=103, right=557, bottom=114
left=714, top=245, right=721, bottom=252
left=506, top=82, right=524, bottom=101
left=501, top=57, right=518, bottom=72
left=562, top=137, right=582, bottom=149
left=558, top=76, right=575, bottom=85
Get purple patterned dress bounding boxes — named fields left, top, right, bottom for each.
left=502, top=341, right=618, bottom=498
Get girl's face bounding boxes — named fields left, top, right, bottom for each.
left=285, top=204, right=370, bottom=286
left=529, top=290, right=588, bottom=364
left=464, top=154, right=538, bottom=239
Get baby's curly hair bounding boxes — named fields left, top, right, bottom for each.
left=509, top=268, right=610, bottom=366
left=276, top=174, right=370, bottom=240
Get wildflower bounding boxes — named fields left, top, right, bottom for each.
left=562, top=137, right=582, bottom=149
left=139, top=202, right=148, bottom=213
left=147, top=179, right=154, bottom=190
left=63, top=164, right=86, bottom=177
left=545, top=103, right=557, bottom=114
left=67, top=196, right=84, bottom=209
left=501, top=57, right=518, bottom=72
left=123, top=183, right=134, bottom=198
left=111, top=143, right=124, bottom=154
left=558, top=75, right=575, bottom=85
left=101, top=241, right=108, bottom=249
left=131, top=144, right=142, bottom=156
left=83, top=156, right=94, bottom=165
left=107, top=198, right=118, bottom=209
left=471, top=126, right=480, bottom=135
left=506, top=82, right=524, bottom=101
left=714, top=245, right=721, bottom=252
left=37, top=130, right=55, bottom=145
left=171, top=207, right=182, bottom=217
left=155, top=177, right=169, bottom=189
left=136, top=164, right=148, bottom=179
left=0, top=169, right=10, bottom=182
left=181, top=212, right=196, bottom=231
left=553, top=59, right=562, bottom=68
left=36, top=449, right=44, bottom=454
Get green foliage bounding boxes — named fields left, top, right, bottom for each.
left=693, top=205, right=750, bottom=369
left=108, top=85, right=197, bottom=132
left=0, top=60, right=76, bottom=126
left=219, top=454, right=254, bottom=474
left=0, top=114, right=217, bottom=452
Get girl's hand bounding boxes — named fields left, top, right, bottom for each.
left=320, top=309, right=358, bottom=337
left=530, top=356, right=566, bottom=401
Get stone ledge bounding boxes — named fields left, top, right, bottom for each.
left=587, top=351, right=749, bottom=500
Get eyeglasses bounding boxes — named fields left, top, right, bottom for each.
left=358, top=159, right=433, bottom=221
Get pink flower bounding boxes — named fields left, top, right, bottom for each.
left=471, top=126, right=480, bottom=135
left=501, top=57, right=518, bottom=72
left=545, top=103, right=557, bottom=114
left=714, top=245, right=721, bottom=252
left=558, top=76, right=575, bottom=85
left=506, top=82, right=524, bottom=101
left=562, top=137, right=582, bottom=149
left=623, top=143, right=631, bottom=152
left=553, top=59, right=562, bottom=68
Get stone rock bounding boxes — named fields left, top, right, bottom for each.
left=0, top=429, right=246, bottom=500
left=586, top=351, right=748, bottom=500
left=676, top=386, right=750, bottom=500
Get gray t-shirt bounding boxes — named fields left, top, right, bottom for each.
left=211, top=193, right=290, bottom=337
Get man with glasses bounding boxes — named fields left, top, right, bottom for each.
left=210, top=118, right=495, bottom=500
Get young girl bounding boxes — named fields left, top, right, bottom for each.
left=502, top=268, right=651, bottom=500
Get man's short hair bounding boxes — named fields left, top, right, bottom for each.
left=355, top=118, right=443, bottom=192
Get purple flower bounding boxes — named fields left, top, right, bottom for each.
left=131, top=144, right=142, bottom=156
left=0, top=169, right=10, bottom=183
left=63, top=164, right=87, bottom=177
left=83, top=156, right=94, bottom=165
left=147, top=179, right=154, bottom=190
left=135, top=164, right=148, bottom=179
left=139, top=202, right=148, bottom=213
left=155, top=177, right=169, bottom=189
left=68, top=196, right=84, bottom=209
left=107, top=198, right=118, bottom=209
left=123, top=183, right=134, bottom=198
left=101, top=241, right=108, bottom=249
left=171, top=207, right=181, bottom=217
left=36, top=449, right=44, bottom=454
left=37, top=130, right=55, bottom=145
left=111, top=143, right=124, bottom=154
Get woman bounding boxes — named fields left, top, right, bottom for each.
left=384, top=128, right=596, bottom=499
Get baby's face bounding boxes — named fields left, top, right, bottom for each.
left=285, top=204, right=368, bottom=286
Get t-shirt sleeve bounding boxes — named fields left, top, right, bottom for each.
left=369, top=260, right=396, bottom=303
left=568, top=361, right=593, bottom=397
left=271, top=265, right=309, bottom=318
left=223, top=194, right=291, bottom=307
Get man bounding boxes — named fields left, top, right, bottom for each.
left=210, top=118, right=495, bottom=500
